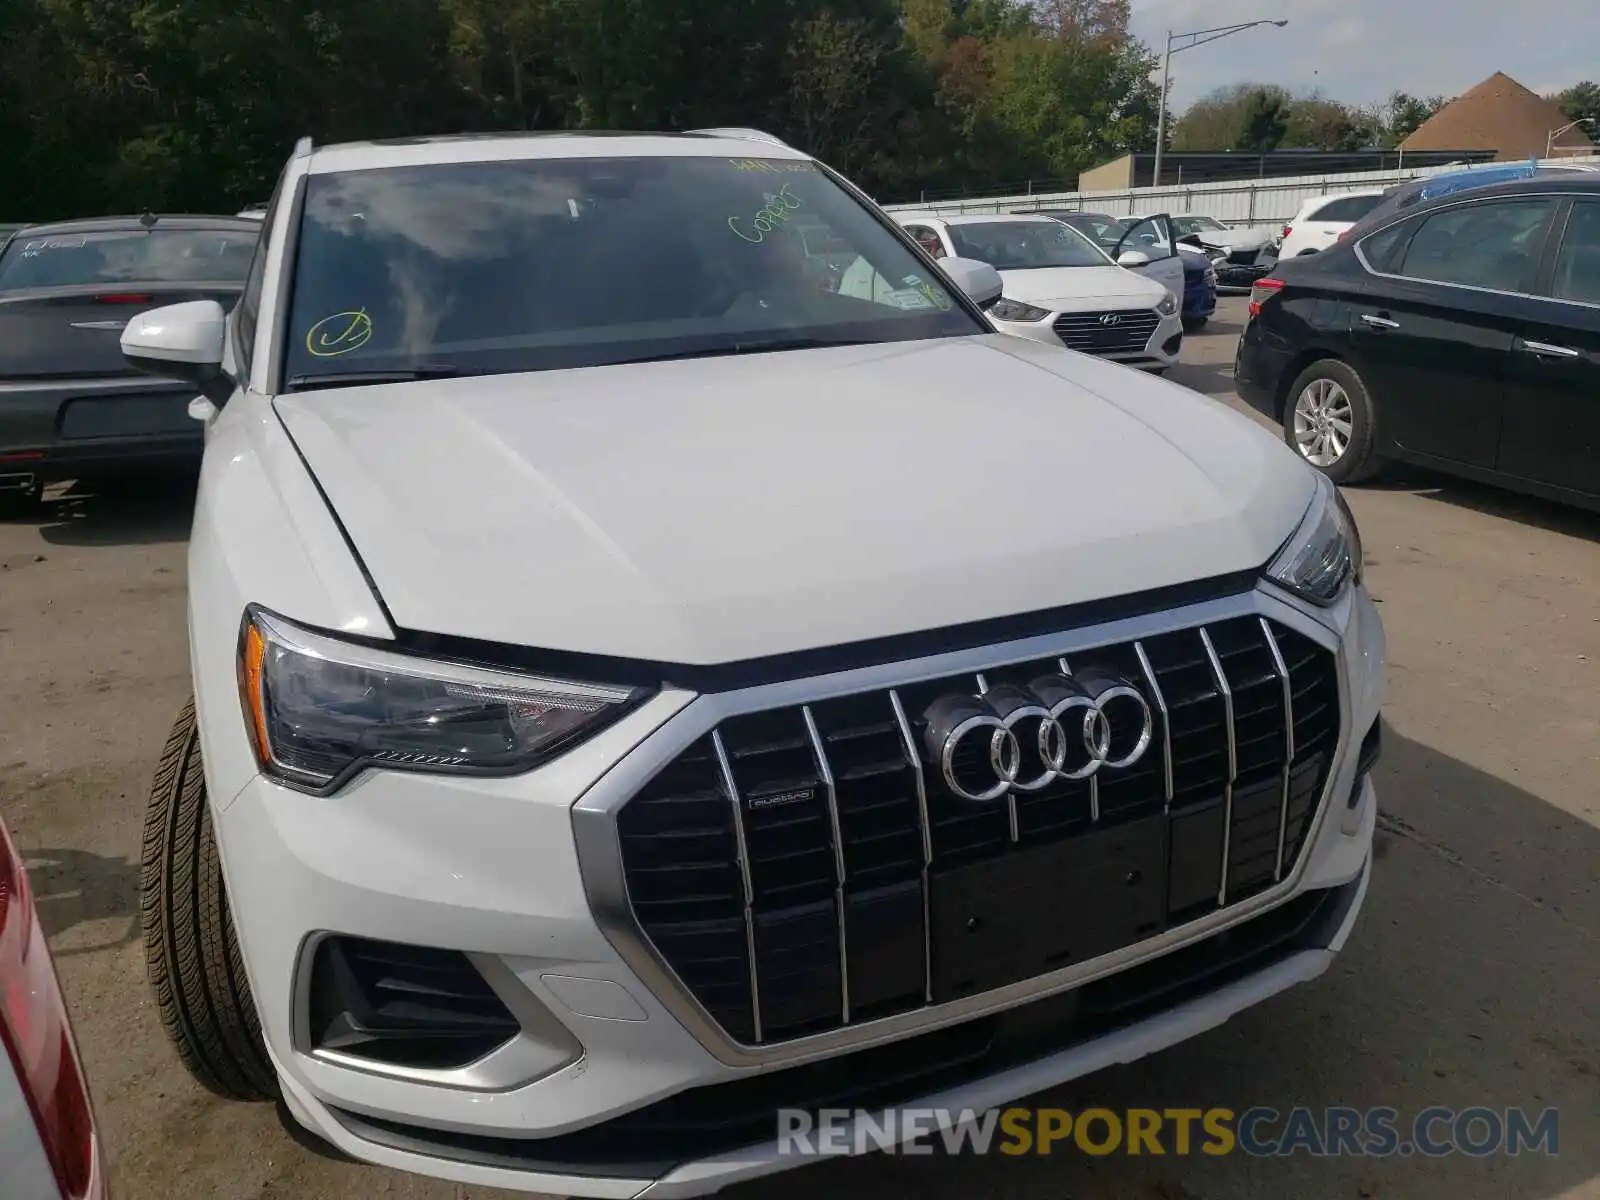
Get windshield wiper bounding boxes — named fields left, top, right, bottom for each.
left=285, top=366, right=492, bottom=391
left=608, top=337, right=878, bottom=367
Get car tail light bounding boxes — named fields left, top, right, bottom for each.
left=1249, top=277, right=1286, bottom=317
left=1281, top=224, right=1293, bottom=239
left=0, top=820, right=105, bottom=1199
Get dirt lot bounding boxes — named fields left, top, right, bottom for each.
left=1, top=297, right=1596, bottom=1200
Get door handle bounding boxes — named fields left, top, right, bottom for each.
left=1360, top=314, right=1400, bottom=330
left=1517, top=339, right=1580, bottom=360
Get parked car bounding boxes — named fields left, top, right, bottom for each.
left=1148, top=213, right=1280, bottom=291
left=1236, top=170, right=1600, bottom=509
left=895, top=213, right=1183, bottom=370
left=1018, top=210, right=1218, bottom=330
left=1277, top=190, right=1388, bottom=258
left=0, top=213, right=259, bottom=511
left=1, top=814, right=109, bottom=1200
left=127, top=128, right=1383, bottom=1198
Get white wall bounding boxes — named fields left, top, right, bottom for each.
left=881, top=156, right=1600, bottom=229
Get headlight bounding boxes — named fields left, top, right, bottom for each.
left=988, top=297, right=1051, bottom=322
left=1265, top=476, right=1364, bottom=606
left=237, top=608, right=646, bottom=793
left=1156, top=292, right=1178, bottom=316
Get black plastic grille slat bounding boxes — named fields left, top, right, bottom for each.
left=618, top=616, right=1342, bottom=1046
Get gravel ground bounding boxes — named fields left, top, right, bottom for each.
left=1, top=297, right=1595, bottom=1200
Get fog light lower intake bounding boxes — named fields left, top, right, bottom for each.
left=1348, top=719, right=1382, bottom=808
left=307, top=935, right=521, bottom=1070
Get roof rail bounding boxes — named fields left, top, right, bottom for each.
left=685, top=127, right=790, bottom=148
left=292, top=136, right=314, bottom=158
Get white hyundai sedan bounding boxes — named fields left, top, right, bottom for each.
left=120, top=128, right=1382, bottom=1198
left=894, top=214, right=1184, bottom=372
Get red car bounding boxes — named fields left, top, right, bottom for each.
left=0, top=815, right=108, bottom=1199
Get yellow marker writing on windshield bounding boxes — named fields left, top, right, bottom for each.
left=306, top=309, right=373, bottom=357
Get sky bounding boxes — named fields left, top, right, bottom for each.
left=1127, top=0, right=1599, bottom=112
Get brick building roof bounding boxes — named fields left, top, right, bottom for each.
left=1400, top=72, right=1595, bottom=161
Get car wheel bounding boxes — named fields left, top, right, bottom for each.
left=1182, top=316, right=1208, bottom=333
left=1283, top=360, right=1384, bottom=484
left=141, top=698, right=278, bottom=1101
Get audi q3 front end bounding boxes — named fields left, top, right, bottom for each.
left=130, top=129, right=1384, bottom=1197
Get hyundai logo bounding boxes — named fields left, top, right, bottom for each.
left=1098, top=313, right=1122, bottom=327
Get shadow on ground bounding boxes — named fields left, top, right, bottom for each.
left=21, top=845, right=141, bottom=958
left=31, top=472, right=197, bottom=548
left=727, top=730, right=1599, bottom=1200
left=1357, top=470, right=1600, bottom=543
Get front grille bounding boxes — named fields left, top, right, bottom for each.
left=616, top=616, right=1341, bottom=1046
left=1051, top=309, right=1161, bottom=355
left=306, top=936, right=521, bottom=1069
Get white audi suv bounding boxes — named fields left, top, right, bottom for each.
left=124, top=128, right=1384, bottom=1197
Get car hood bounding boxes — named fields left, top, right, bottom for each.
left=1195, top=227, right=1275, bottom=251
left=274, top=337, right=1314, bottom=665
left=997, top=265, right=1166, bottom=310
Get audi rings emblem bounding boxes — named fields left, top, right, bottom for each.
left=922, top=670, right=1154, bottom=803
left=1098, top=313, right=1123, bottom=326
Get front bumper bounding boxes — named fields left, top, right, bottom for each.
left=989, top=308, right=1185, bottom=370
left=208, top=583, right=1385, bottom=1198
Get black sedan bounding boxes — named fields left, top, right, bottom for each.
left=0, top=213, right=258, bottom=511
left=1235, top=172, right=1600, bottom=511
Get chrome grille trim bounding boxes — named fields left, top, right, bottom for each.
left=1198, top=627, right=1237, bottom=905
left=802, top=705, right=850, bottom=1024
left=711, top=730, right=763, bottom=1044
left=1132, top=641, right=1174, bottom=808
left=574, top=586, right=1355, bottom=1070
left=888, top=688, right=935, bottom=1004
left=1260, top=618, right=1296, bottom=881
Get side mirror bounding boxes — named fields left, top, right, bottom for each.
left=121, top=300, right=232, bottom=405
left=938, top=256, right=1003, bottom=307
left=1117, top=250, right=1152, bottom=268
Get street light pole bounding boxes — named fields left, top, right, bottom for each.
left=1151, top=19, right=1289, bottom=188
left=1546, top=118, right=1597, bottom=159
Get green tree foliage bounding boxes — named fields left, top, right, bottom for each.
left=0, top=0, right=1162, bottom=218
left=1553, top=81, right=1600, bottom=129
left=1173, top=84, right=1450, bottom=153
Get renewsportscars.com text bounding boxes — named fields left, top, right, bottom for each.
left=777, top=1106, right=1559, bottom=1158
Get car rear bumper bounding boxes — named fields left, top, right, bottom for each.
left=1233, top=318, right=1292, bottom=419
left=207, top=579, right=1386, bottom=1197
left=0, top=376, right=203, bottom=482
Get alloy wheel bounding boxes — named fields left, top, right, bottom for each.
left=1292, top=378, right=1355, bottom=467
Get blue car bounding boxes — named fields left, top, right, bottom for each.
left=1177, top=244, right=1217, bottom=330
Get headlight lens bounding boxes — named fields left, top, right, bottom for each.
left=1265, top=476, right=1364, bottom=605
left=988, top=297, right=1051, bottom=322
left=238, top=608, right=645, bottom=792
left=1156, top=291, right=1179, bottom=316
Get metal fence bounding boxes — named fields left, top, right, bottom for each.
left=880, top=155, right=1600, bottom=229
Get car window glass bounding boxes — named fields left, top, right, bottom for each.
left=1171, top=216, right=1226, bottom=237
left=903, top=225, right=945, bottom=258
left=945, top=221, right=1109, bottom=269
left=0, top=228, right=257, bottom=288
left=236, top=167, right=287, bottom=372
left=1119, top=216, right=1174, bottom=258
left=283, top=156, right=981, bottom=383
left=1551, top=200, right=1600, bottom=306
left=1312, top=195, right=1384, bottom=223
left=1396, top=199, right=1557, bottom=292
left=1358, top=220, right=1414, bottom=273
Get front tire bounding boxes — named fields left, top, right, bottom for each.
left=1283, top=359, right=1384, bottom=483
left=141, top=698, right=278, bottom=1101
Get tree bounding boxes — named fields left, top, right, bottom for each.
left=1553, top=81, right=1600, bottom=130
left=1172, top=83, right=1290, bottom=151
left=1238, top=87, right=1289, bottom=153
left=1384, top=91, right=1448, bottom=145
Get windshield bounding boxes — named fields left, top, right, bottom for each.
left=282, top=156, right=980, bottom=385
left=944, top=221, right=1109, bottom=270
left=1171, top=216, right=1228, bottom=237
left=0, top=228, right=257, bottom=289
